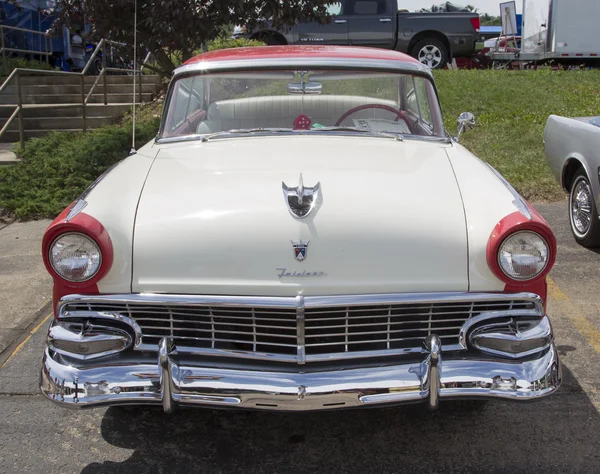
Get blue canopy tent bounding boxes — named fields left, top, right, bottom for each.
left=1, top=0, right=69, bottom=65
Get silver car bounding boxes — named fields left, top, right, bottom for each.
left=545, top=115, right=600, bottom=247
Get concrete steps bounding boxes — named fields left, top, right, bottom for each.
left=0, top=75, right=162, bottom=85
left=0, top=103, right=132, bottom=119
left=0, top=83, right=157, bottom=97
left=0, top=93, right=154, bottom=105
left=0, top=75, right=162, bottom=143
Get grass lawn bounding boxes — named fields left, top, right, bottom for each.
left=1, top=69, right=600, bottom=219
left=435, top=69, right=600, bottom=202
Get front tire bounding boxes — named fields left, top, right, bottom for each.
left=410, top=38, right=449, bottom=69
left=569, top=168, right=600, bottom=247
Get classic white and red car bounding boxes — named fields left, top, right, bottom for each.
left=40, top=46, right=560, bottom=412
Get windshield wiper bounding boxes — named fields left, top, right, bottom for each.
left=308, top=126, right=403, bottom=141
left=200, top=128, right=294, bottom=142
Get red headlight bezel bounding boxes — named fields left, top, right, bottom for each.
left=42, top=203, right=113, bottom=314
left=486, top=209, right=557, bottom=286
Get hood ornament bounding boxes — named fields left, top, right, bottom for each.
left=282, top=174, right=321, bottom=219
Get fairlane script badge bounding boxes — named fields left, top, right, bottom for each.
left=277, top=268, right=327, bottom=279
left=291, top=240, right=309, bottom=261
left=282, top=174, right=321, bottom=219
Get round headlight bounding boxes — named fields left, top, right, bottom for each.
left=50, top=233, right=102, bottom=282
left=498, top=231, right=549, bottom=281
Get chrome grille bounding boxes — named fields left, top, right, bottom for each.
left=60, top=294, right=540, bottom=363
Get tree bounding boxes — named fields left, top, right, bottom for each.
left=52, top=0, right=333, bottom=75
left=480, top=13, right=502, bottom=26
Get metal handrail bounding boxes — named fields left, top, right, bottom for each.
left=1, top=25, right=51, bottom=73
left=2, top=25, right=50, bottom=35
left=0, top=39, right=150, bottom=148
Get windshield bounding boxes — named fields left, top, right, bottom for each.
left=160, top=70, right=445, bottom=140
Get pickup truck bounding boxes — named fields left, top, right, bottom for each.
left=232, top=0, right=480, bottom=69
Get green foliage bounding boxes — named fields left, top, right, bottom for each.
left=435, top=69, right=600, bottom=201
left=480, top=14, right=502, bottom=26
left=0, top=113, right=160, bottom=220
left=206, top=37, right=266, bottom=52
left=1, top=57, right=55, bottom=74
left=52, top=0, right=332, bottom=75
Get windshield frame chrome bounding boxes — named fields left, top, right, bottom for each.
left=158, top=58, right=444, bottom=143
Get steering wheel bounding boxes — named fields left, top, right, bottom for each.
left=335, top=104, right=412, bottom=131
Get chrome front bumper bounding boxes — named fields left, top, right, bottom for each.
left=40, top=335, right=561, bottom=412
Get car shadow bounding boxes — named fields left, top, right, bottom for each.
left=81, top=362, right=599, bottom=474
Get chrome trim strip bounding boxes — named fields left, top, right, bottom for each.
left=303, top=292, right=543, bottom=309
left=58, top=292, right=543, bottom=311
left=135, top=342, right=466, bottom=363
left=155, top=130, right=418, bottom=146
left=65, top=199, right=87, bottom=222
left=58, top=293, right=298, bottom=310
left=137, top=343, right=300, bottom=362
left=173, top=58, right=433, bottom=79
left=296, top=295, right=306, bottom=365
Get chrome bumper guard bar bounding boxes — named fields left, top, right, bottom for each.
left=41, top=334, right=561, bottom=412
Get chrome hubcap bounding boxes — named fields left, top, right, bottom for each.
left=418, top=45, right=442, bottom=69
left=571, top=178, right=593, bottom=235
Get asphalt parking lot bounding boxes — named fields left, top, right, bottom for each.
left=1, top=201, right=600, bottom=473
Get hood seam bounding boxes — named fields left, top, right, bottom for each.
left=130, top=149, right=161, bottom=293
left=444, top=148, right=470, bottom=292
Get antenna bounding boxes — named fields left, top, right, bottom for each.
left=129, top=0, right=138, bottom=155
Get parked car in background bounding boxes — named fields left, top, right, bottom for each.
left=40, top=46, right=560, bottom=413
left=233, top=0, right=480, bottom=69
left=544, top=115, right=600, bottom=247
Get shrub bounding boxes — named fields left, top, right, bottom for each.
left=206, top=37, right=266, bottom=51
left=1, top=57, right=55, bottom=74
left=0, top=113, right=160, bottom=220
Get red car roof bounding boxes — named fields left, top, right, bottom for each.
left=184, top=45, right=420, bottom=65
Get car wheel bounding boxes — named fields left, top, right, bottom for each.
left=569, top=169, right=600, bottom=247
left=411, top=38, right=448, bottom=69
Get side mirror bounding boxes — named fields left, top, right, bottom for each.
left=455, top=112, right=475, bottom=142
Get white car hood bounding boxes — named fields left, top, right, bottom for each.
left=132, top=136, right=468, bottom=296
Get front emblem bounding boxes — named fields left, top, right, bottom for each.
left=282, top=174, right=321, bottom=219
left=291, top=240, right=309, bottom=261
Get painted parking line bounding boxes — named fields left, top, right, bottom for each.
left=548, top=277, right=600, bottom=353
left=0, top=313, right=52, bottom=370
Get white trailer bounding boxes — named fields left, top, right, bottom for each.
left=491, top=0, right=600, bottom=63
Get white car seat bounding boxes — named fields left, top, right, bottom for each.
left=197, top=95, right=399, bottom=134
